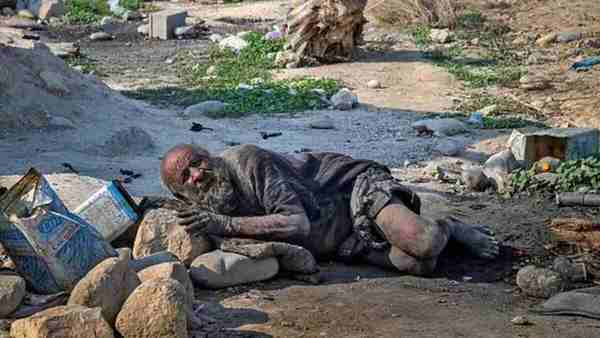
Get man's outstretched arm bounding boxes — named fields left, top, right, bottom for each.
left=177, top=208, right=311, bottom=242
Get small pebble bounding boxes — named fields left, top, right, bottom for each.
left=511, top=315, right=531, bottom=326
left=367, top=79, right=381, bottom=89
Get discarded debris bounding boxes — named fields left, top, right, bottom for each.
left=74, top=179, right=141, bottom=242
left=516, top=265, right=565, bottom=299
left=531, top=287, right=600, bottom=319
left=556, top=193, right=600, bottom=207
left=260, top=131, right=282, bottom=140
left=570, top=57, right=600, bottom=71
left=549, top=217, right=600, bottom=251
left=148, top=10, right=187, bottom=40
left=0, top=169, right=117, bottom=294
left=190, top=122, right=214, bottom=132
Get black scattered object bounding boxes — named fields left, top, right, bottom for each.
left=260, top=132, right=282, bottom=140
left=131, top=173, right=142, bottom=179
left=120, top=169, right=135, bottom=176
left=190, top=123, right=214, bottom=132
left=61, top=162, right=79, bottom=174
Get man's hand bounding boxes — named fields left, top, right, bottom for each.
left=176, top=207, right=231, bottom=235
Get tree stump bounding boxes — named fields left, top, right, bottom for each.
left=280, top=0, right=368, bottom=67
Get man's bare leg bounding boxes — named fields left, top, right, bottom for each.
left=368, top=198, right=499, bottom=274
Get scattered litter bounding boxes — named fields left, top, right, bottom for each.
left=61, top=162, right=79, bottom=174
left=516, top=265, right=565, bottom=299
left=555, top=193, right=600, bottom=207
left=260, top=132, right=282, bottom=140
left=531, top=287, right=600, bottom=319
left=190, top=122, right=214, bottom=132
left=570, top=57, right=600, bottom=71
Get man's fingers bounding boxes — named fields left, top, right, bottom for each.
left=177, top=210, right=198, bottom=218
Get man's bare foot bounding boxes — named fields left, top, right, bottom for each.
left=445, top=218, right=500, bottom=259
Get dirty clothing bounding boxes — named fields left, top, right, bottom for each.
left=220, top=145, right=420, bottom=259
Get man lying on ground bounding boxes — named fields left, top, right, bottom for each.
left=160, top=144, right=499, bottom=275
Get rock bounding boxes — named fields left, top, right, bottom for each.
left=484, top=150, right=521, bottom=175
left=189, top=250, right=279, bottom=289
left=520, top=74, right=551, bottom=90
left=219, top=35, right=249, bottom=53
left=534, top=156, right=561, bottom=173
left=330, top=88, right=358, bottom=110
left=138, top=262, right=194, bottom=297
left=533, top=172, right=559, bottom=186
left=512, top=36, right=528, bottom=45
left=536, top=33, right=557, bottom=46
left=511, top=315, right=531, bottom=325
left=40, top=70, right=69, bottom=95
left=137, top=24, right=149, bottom=35
left=174, top=25, right=194, bottom=37
left=479, top=104, right=498, bottom=116
left=129, top=251, right=180, bottom=272
left=556, top=32, right=583, bottom=43
left=308, top=116, right=335, bottom=130
left=208, top=33, right=223, bottom=43
left=183, top=100, right=226, bottom=117
left=2, top=7, right=15, bottom=16
left=238, top=83, right=254, bottom=90
left=10, top=305, right=114, bottom=338
left=434, top=138, right=464, bottom=156
left=67, top=257, right=141, bottom=325
left=90, top=32, right=113, bottom=41
left=206, top=65, right=217, bottom=75
left=115, top=279, right=190, bottom=338
left=0, top=275, right=26, bottom=317
left=48, top=115, right=75, bottom=129
left=412, top=118, right=468, bottom=137
left=516, top=265, right=565, bottom=298
left=17, top=9, right=34, bottom=19
left=102, top=126, right=155, bottom=157
left=366, top=79, right=381, bottom=89
left=461, top=167, right=490, bottom=191
left=38, top=0, right=64, bottom=20
left=552, top=256, right=586, bottom=282
left=430, top=28, right=453, bottom=43
left=133, top=208, right=212, bottom=266
left=3, top=17, right=44, bottom=29
left=264, top=30, right=282, bottom=40
left=100, top=16, right=113, bottom=25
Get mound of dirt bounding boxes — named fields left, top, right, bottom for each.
left=0, top=43, right=142, bottom=133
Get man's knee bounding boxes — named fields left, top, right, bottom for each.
left=376, top=202, right=449, bottom=259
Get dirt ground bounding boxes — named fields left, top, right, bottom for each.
left=2, top=0, right=600, bottom=337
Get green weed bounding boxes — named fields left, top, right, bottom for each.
left=64, top=0, right=110, bottom=24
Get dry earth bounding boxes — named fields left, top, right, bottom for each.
left=1, top=0, right=600, bottom=337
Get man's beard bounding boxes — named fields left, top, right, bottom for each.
left=180, top=158, right=238, bottom=215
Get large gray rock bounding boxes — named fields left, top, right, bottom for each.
left=434, top=138, right=464, bottom=156
left=67, top=257, right=141, bottom=325
left=101, top=126, right=155, bottom=157
left=189, top=250, right=279, bottom=289
left=430, top=28, right=453, bottom=43
left=133, top=208, right=212, bottom=266
left=0, top=275, right=26, bottom=317
left=331, top=88, right=358, bottom=110
left=11, top=305, right=114, bottom=338
left=138, top=262, right=194, bottom=297
left=461, top=167, right=490, bottom=191
left=115, top=278, right=190, bottom=338
left=183, top=100, right=226, bottom=117
left=90, top=32, right=113, bottom=41
left=219, top=35, right=248, bottom=53
left=484, top=150, right=521, bottom=174
left=412, top=118, right=468, bottom=137
left=129, top=251, right=180, bottom=272
left=517, top=265, right=565, bottom=299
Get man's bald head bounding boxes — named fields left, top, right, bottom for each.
left=160, top=144, right=210, bottom=194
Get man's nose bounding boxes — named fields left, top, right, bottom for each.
left=189, top=167, right=203, bottom=184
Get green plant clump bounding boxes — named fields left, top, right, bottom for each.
left=167, top=31, right=341, bottom=117
left=64, top=0, right=110, bottom=24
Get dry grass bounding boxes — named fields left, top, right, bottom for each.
left=367, top=0, right=459, bottom=28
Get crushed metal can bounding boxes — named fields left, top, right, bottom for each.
left=0, top=168, right=117, bottom=294
left=74, top=180, right=141, bottom=242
